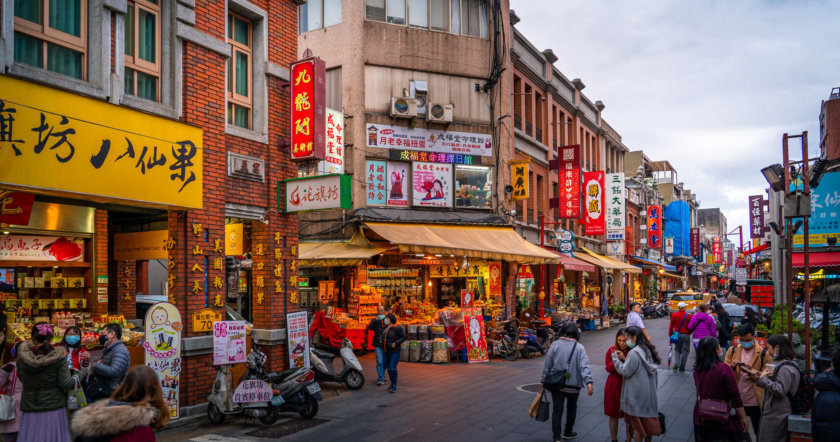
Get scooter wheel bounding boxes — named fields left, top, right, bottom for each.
left=207, top=402, right=225, bottom=425
left=259, top=406, right=279, bottom=425
left=521, top=347, right=532, bottom=359
left=299, top=393, right=319, bottom=419
left=343, top=369, right=365, bottom=390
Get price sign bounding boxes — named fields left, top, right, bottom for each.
left=192, top=308, right=223, bottom=333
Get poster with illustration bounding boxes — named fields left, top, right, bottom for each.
left=412, top=162, right=452, bottom=208
left=144, top=302, right=182, bottom=419
left=460, top=289, right=474, bottom=307
left=386, top=162, right=409, bottom=206
left=286, top=311, right=311, bottom=369
left=213, top=321, right=247, bottom=365
left=463, top=308, right=489, bottom=363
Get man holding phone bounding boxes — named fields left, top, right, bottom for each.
left=724, top=324, right=773, bottom=437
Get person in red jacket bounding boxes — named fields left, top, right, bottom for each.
left=669, top=302, right=693, bottom=372
left=71, top=365, right=170, bottom=441
left=605, top=327, right=630, bottom=442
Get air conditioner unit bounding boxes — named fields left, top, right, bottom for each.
left=426, top=103, right=453, bottom=123
left=390, top=97, right=417, bottom=119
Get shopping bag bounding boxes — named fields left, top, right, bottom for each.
left=528, top=390, right=543, bottom=418
left=67, top=376, right=88, bottom=411
left=0, top=366, right=17, bottom=421
left=535, top=393, right=550, bottom=422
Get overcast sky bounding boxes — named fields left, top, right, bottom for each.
left=511, top=0, right=840, bottom=245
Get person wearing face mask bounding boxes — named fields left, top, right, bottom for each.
left=84, top=323, right=129, bottom=402
left=755, top=335, right=800, bottom=442
left=724, top=323, right=773, bottom=438
left=366, top=306, right=388, bottom=386
left=62, top=326, right=90, bottom=371
left=381, top=314, right=405, bottom=393
left=610, top=326, right=661, bottom=442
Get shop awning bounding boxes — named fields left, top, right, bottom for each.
left=628, top=255, right=677, bottom=272
left=578, top=247, right=642, bottom=273
left=549, top=250, right=596, bottom=272
left=792, top=251, right=840, bottom=268
left=364, top=222, right=561, bottom=264
left=662, top=272, right=686, bottom=279
left=744, top=243, right=770, bottom=255
left=299, top=228, right=391, bottom=267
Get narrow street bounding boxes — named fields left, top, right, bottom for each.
left=159, top=317, right=700, bottom=441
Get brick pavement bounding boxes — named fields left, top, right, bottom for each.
left=158, top=316, right=701, bottom=441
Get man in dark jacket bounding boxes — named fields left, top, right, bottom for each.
left=367, top=305, right=387, bottom=386
left=812, top=347, right=840, bottom=442
left=90, top=323, right=130, bottom=399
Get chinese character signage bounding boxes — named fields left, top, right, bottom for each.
left=793, top=171, right=840, bottom=247
left=318, top=108, right=344, bottom=174
left=511, top=162, right=529, bottom=200
left=488, top=261, right=502, bottom=299
left=191, top=308, right=222, bottom=333
left=605, top=172, right=625, bottom=238
left=748, top=195, right=766, bottom=239
left=232, top=379, right=273, bottom=404
left=213, top=321, right=247, bottom=365
left=690, top=228, right=700, bottom=257
left=463, top=308, right=489, bottom=363
left=647, top=205, right=662, bottom=248
left=0, top=191, right=35, bottom=225
left=290, top=58, right=326, bottom=161
left=0, top=76, right=202, bottom=208
left=365, top=160, right=387, bottom=205
left=550, top=145, right=581, bottom=219
left=388, top=149, right=477, bottom=164
left=286, top=311, right=311, bottom=369
left=412, top=162, right=453, bottom=207
left=283, top=174, right=352, bottom=212
left=713, top=236, right=721, bottom=263
left=227, top=152, right=265, bottom=182
left=0, top=235, right=84, bottom=261
left=366, top=123, right=492, bottom=157
left=583, top=171, right=605, bottom=236
left=144, top=302, right=182, bottom=418
left=386, top=162, right=408, bottom=206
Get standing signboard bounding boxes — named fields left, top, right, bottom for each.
left=550, top=145, right=581, bottom=219
left=412, top=162, right=453, bottom=208
left=290, top=57, right=326, bottom=161
left=605, top=173, right=625, bottom=239
left=463, top=308, right=489, bottom=363
left=748, top=195, right=765, bottom=239
left=213, top=321, right=247, bottom=365
left=144, top=302, right=182, bottom=419
left=583, top=171, right=605, bottom=236
left=690, top=228, right=700, bottom=258
left=647, top=205, right=662, bottom=249
left=286, top=311, right=311, bottom=369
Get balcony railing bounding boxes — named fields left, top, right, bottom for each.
left=514, top=113, right=522, bottom=130
left=535, top=128, right=543, bottom=142
left=525, top=121, right=533, bottom=136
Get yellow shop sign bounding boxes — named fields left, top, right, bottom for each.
left=0, top=76, right=203, bottom=208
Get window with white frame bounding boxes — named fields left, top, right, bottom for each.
left=125, top=0, right=161, bottom=101
left=227, top=12, right=252, bottom=129
left=455, top=165, right=492, bottom=209
left=365, top=0, right=486, bottom=37
left=13, top=0, right=88, bottom=79
left=298, top=0, right=342, bottom=33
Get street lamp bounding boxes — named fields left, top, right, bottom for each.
left=761, top=164, right=785, bottom=192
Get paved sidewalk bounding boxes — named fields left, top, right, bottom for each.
left=158, top=317, right=700, bottom=441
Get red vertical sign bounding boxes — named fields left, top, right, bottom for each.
left=690, top=227, right=700, bottom=257
left=550, top=145, right=581, bottom=219
left=290, top=58, right=326, bottom=161
left=583, top=171, right=605, bottom=235
left=646, top=205, right=662, bottom=248
left=713, top=236, right=721, bottom=263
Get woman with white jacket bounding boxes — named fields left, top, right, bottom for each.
left=611, top=325, right=661, bottom=442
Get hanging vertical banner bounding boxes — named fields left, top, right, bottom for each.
left=583, top=171, right=605, bottom=236
left=550, top=145, right=581, bottom=219
left=290, top=57, right=326, bottom=161
left=605, top=172, right=625, bottom=238
left=286, top=311, right=311, bottom=369
left=488, top=261, right=502, bottom=299
left=748, top=195, right=765, bottom=239
left=511, top=161, right=529, bottom=200
left=144, top=302, right=182, bottom=419
left=365, top=160, right=387, bottom=205
left=412, top=162, right=453, bottom=208
left=713, top=236, right=722, bottom=263
left=647, top=205, right=662, bottom=248
left=463, top=308, right=489, bottom=363
left=386, top=162, right=408, bottom=206
left=690, top=228, right=700, bottom=257
left=317, top=108, right=344, bottom=173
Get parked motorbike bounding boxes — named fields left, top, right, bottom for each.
left=641, top=300, right=659, bottom=318
left=490, top=319, right=520, bottom=361
left=310, top=338, right=365, bottom=390
left=654, top=302, right=669, bottom=318
left=267, top=364, right=321, bottom=419
left=519, top=326, right=550, bottom=358
left=207, top=346, right=281, bottom=425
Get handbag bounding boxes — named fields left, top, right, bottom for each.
left=670, top=313, right=689, bottom=344
left=67, top=376, right=88, bottom=411
left=697, top=396, right=730, bottom=424
left=658, top=412, right=667, bottom=434
left=535, top=392, right=550, bottom=422
left=0, top=366, right=17, bottom=422
left=84, top=373, right=113, bottom=402
left=528, top=390, right=543, bottom=418
left=543, top=342, right=577, bottom=392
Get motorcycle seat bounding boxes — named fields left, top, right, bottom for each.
left=267, top=367, right=299, bottom=383
left=312, top=349, right=336, bottom=360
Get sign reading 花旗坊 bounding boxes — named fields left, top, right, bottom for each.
left=0, top=76, right=202, bottom=208
left=282, top=174, right=351, bottom=212
left=366, top=123, right=492, bottom=157
left=793, top=171, right=840, bottom=247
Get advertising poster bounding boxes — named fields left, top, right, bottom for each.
left=460, top=289, right=474, bottom=307
left=366, top=123, right=492, bottom=157
left=290, top=58, right=326, bottom=161
left=463, top=308, right=489, bottom=363
left=511, top=162, right=529, bottom=200
left=286, top=311, right=311, bottom=369
left=647, top=205, right=662, bottom=248
left=583, top=171, right=605, bottom=236
left=412, top=162, right=452, bottom=208
left=605, top=173, right=625, bottom=237
left=365, top=160, right=387, bottom=205
left=144, top=302, right=182, bottom=419
left=0, top=235, right=85, bottom=261
left=213, top=321, right=247, bottom=365
left=386, top=162, right=409, bottom=206
left=488, top=261, right=502, bottom=299
left=318, top=108, right=344, bottom=174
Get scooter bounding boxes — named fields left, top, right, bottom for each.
left=267, top=364, right=321, bottom=419
left=654, top=302, right=669, bottom=318
left=207, top=346, right=281, bottom=425
left=310, top=338, right=365, bottom=390
left=519, top=326, right=549, bottom=358
left=641, top=300, right=659, bottom=318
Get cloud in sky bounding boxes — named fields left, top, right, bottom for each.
left=511, top=0, right=840, bottom=240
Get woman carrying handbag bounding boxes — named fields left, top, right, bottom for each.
left=693, top=336, right=749, bottom=442
left=0, top=343, right=23, bottom=442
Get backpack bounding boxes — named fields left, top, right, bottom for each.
left=776, top=361, right=815, bottom=414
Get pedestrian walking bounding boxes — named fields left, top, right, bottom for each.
left=381, top=313, right=405, bottom=393
left=0, top=343, right=24, bottom=442
left=366, top=306, right=388, bottom=386
left=62, top=326, right=90, bottom=371
left=755, top=334, right=800, bottom=442
left=611, top=326, right=661, bottom=442
left=688, top=304, right=718, bottom=348
left=669, top=302, right=693, bottom=372
left=742, top=308, right=759, bottom=329
left=15, top=323, right=76, bottom=442
left=811, top=346, right=840, bottom=442
left=71, top=365, right=170, bottom=441
left=724, top=323, right=772, bottom=437
left=605, top=327, right=630, bottom=442
left=713, top=302, right=733, bottom=351
left=540, top=321, right=594, bottom=441
left=626, top=302, right=651, bottom=341
left=693, top=336, right=749, bottom=441
left=85, top=323, right=130, bottom=402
